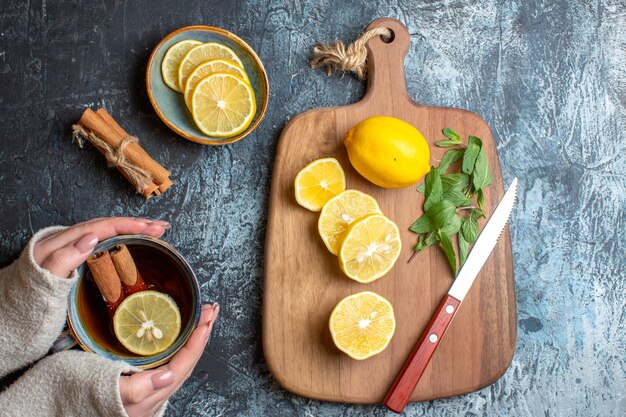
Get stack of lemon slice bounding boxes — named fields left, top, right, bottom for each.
left=161, top=40, right=256, bottom=138
left=295, top=157, right=402, bottom=284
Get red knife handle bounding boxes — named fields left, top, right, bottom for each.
left=384, top=294, right=462, bottom=413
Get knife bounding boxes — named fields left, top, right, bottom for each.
left=384, top=177, right=518, bottom=413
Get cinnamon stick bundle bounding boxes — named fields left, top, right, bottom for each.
left=72, top=108, right=172, bottom=199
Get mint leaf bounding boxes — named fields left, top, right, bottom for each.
left=441, top=173, right=470, bottom=192
left=472, top=147, right=492, bottom=191
left=461, top=216, right=479, bottom=243
left=423, top=167, right=443, bottom=211
left=438, top=230, right=458, bottom=275
left=477, top=189, right=485, bottom=209
left=440, top=213, right=462, bottom=236
left=414, top=232, right=439, bottom=252
left=442, top=128, right=461, bottom=142
left=470, top=208, right=485, bottom=221
left=416, top=182, right=425, bottom=194
left=437, top=149, right=464, bottom=173
left=436, top=140, right=463, bottom=148
left=458, top=232, right=469, bottom=268
left=425, top=200, right=457, bottom=230
left=462, top=136, right=482, bottom=175
left=410, top=214, right=433, bottom=233
left=424, top=167, right=442, bottom=196
left=441, top=190, right=472, bottom=206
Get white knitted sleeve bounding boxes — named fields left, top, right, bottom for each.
left=0, top=226, right=75, bottom=377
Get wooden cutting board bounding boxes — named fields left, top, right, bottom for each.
left=263, top=18, right=516, bottom=404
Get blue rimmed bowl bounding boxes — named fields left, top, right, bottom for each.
left=146, top=25, right=269, bottom=145
left=63, top=235, right=201, bottom=369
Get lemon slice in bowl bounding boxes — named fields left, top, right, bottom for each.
left=318, top=190, right=382, bottom=255
left=294, top=158, right=346, bottom=212
left=184, top=59, right=250, bottom=110
left=329, top=291, right=396, bottom=360
left=161, top=39, right=202, bottom=92
left=113, top=291, right=181, bottom=356
left=178, top=42, right=243, bottom=91
left=191, top=72, right=256, bottom=137
left=338, top=214, right=402, bottom=283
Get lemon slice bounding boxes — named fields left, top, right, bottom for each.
left=329, top=291, right=396, bottom=360
left=318, top=190, right=382, bottom=255
left=178, top=42, right=243, bottom=91
left=338, top=214, right=401, bottom=283
left=294, top=158, right=346, bottom=211
left=161, top=39, right=202, bottom=92
left=113, top=291, right=181, bottom=356
left=184, top=59, right=250, bottom=110
left=191, top=72, right=256, bottom=137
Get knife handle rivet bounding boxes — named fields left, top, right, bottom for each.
left=446, top=305, right=454, bottom=314
left=429, top=334, right=438, bottom=343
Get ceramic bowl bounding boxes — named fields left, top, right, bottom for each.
left=65, top=235, right=201, bottom=369
left=146, top=25, right=269, bottom=145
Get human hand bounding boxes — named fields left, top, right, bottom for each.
left=33, top=217, right=170, bottom=278
left=119, top=303, right=219, bottom=417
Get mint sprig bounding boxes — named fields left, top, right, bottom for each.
left=410, top=128, right=493, bottom=275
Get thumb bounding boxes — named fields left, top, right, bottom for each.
left=119, top=370, right=175, bottom=405
left=40, top=233, right=99, bottom=277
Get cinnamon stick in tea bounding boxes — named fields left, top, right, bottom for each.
left=86, top=251, right=125, bottom=315
left=110, top=244, right=149, bottom=295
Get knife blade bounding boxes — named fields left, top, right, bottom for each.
left=384, top=177, right=518, bottom=413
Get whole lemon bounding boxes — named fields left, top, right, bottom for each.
left=344, top=116, right=430, bottom=188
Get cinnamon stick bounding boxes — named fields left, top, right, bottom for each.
left=155, top=177, right=173, bottom=194
left=86, top=251, right=125, bottom=315
left=110, top=244, right=149, bottom=295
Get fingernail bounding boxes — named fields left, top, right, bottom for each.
left=75, top=233, right=98, bottom=253
left=143, top=224, right=167, bottom=236
left=149, top=220, right=171, bottom=228
left=209, top=310, right=219, bottom=322
left=152, top=370, right=174, bottom=390
left=201, top=324, right=211, bottom=341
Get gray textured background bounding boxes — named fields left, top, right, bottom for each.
left=1, top=0, right=625, bottom=416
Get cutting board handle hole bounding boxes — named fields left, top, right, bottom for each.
left=380, top=29, right=395, bottom=44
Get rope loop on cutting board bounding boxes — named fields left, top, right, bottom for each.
left=310, top=27, right=392, bottom=80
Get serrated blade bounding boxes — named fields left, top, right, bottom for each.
left=448, top=177, right=518, bottom=301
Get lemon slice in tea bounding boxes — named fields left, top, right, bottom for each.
left=329, top=291, right=396, bottom=360
left=113, top=290, right=181, bottom=356
left=161, top=39, right=202, bottom=92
